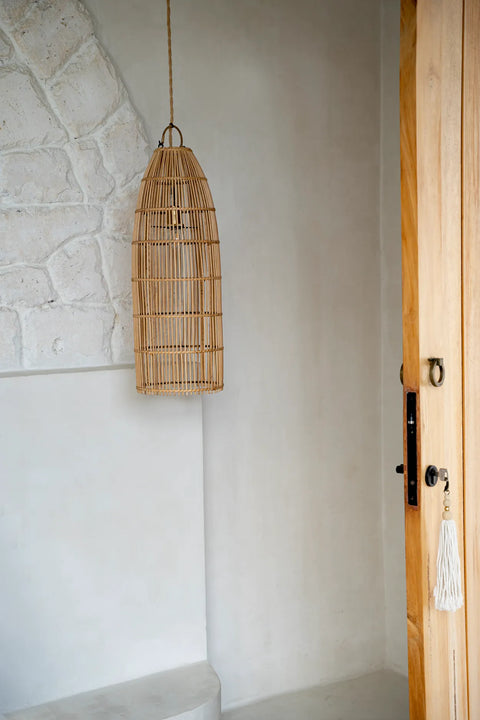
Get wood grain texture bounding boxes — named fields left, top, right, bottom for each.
left=417, top=1, right=467, bottom=716
left=400, top=3, right=425, bottom=716
left=401, top=0, right=468, bottom=717
left=462, top=0, right=480, bottom=714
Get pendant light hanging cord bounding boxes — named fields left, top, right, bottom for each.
left=167, top=0, right=174, bottom=146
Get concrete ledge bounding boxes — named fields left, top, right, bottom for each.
left=6, top=662, right=221, bottom=720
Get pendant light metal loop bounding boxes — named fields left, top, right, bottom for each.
left=159, top=123, right=184, bottom=147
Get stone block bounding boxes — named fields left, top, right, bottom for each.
left=104, top=184, right=138, bottom=241
left=0, top=1, right=156, bottom=374
left=99, top=236, right=130, bottom=300
left=0, top=67, right=66, bottom=150
left=0, top=149, right=82, bottom=204
left=0, top=29, right=13, bottom=64
left=0, top=206, right=102, bottom=264
left=0, top=0, right=32, bottom=29
left=111, top=297, right=134, bottom=364
left=0, top=307, right=21, bottom=370
left=48, top=237, right=108, bottom=303
left=11, top=0, right=93, bottom=80
left=0, top=266, right=54, bottom=306
left=48, top=40, right=122, bottom=137
left=66, top=138, right=114, bottom=201
left=23, top=304, right=114, bottom=369
left=98, top=102, right=150, bottom=188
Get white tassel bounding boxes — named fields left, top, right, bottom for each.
left=434, top=517, right=463, bottom=612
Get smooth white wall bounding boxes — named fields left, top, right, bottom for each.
left=380, top=0, right=407, bottom=675
left=200, top=2, right=384, bottom=707
left=84, top=0, right=386, bottom=708
left=2, top=0, right=409, bottom=712
left=0, top=1, right=208, bottom=712
left=0, top=369, right=205, bottom=712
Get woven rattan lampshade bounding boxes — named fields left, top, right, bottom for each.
left=132, top=124, right=223, bottom=395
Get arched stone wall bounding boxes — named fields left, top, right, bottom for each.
left=0, top=0, right=149, bottom=370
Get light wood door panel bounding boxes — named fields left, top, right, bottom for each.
left=463, top=0, right=480, bottom=714
left=401, top=0, right=468, bottom=717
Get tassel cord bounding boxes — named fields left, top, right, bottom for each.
left=434, top=518, right=463, bottom=612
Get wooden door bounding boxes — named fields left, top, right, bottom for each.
left=462, top=0, right=480, bottom=716
left=400, top=0, right=480, bottom=717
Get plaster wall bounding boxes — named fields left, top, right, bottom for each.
left=0, top=0, right=150, bottom=369
left=200, top=2, right=384, bottom=707
left=380, top=0, right=407, bottom=675
left=0, top=369, right=206, bottom=712
left=0, top=1, right=207, bottom=712
left=61, top=0, right=386, bottom=709
left=0, top=0, right=408, bottom=713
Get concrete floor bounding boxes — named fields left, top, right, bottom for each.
left=222, top=670, right=409, bottom=720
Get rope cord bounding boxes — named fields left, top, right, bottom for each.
left=167, top=0, right=174, bottom=146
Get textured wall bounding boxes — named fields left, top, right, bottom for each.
left=380, top=0, right=407, bottom=675
left=0, top=2, right=207, bottom=713
left=0, top=370, right=206, bottom=713
left=198, top=0, right=384, bottom=708
left=0, top=0, right=407, bottom=713
left=0, top=0, right=149, bottom=371
left=82, top=0, right=387, bottom=709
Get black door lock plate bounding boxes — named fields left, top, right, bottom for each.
left=406, top=392, right=418, bottom=506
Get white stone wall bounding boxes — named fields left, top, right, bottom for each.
left=0, top=0, right=150, bottom=371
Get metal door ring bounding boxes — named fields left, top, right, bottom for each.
left=428, top=358, right=445, bottom=387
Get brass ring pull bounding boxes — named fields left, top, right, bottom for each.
left=159, top=123, right=184, bottom=147
left=428, top=357, right=445, bottom=387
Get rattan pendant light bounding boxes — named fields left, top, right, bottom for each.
left=132, top=0, right=223, bottom=395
